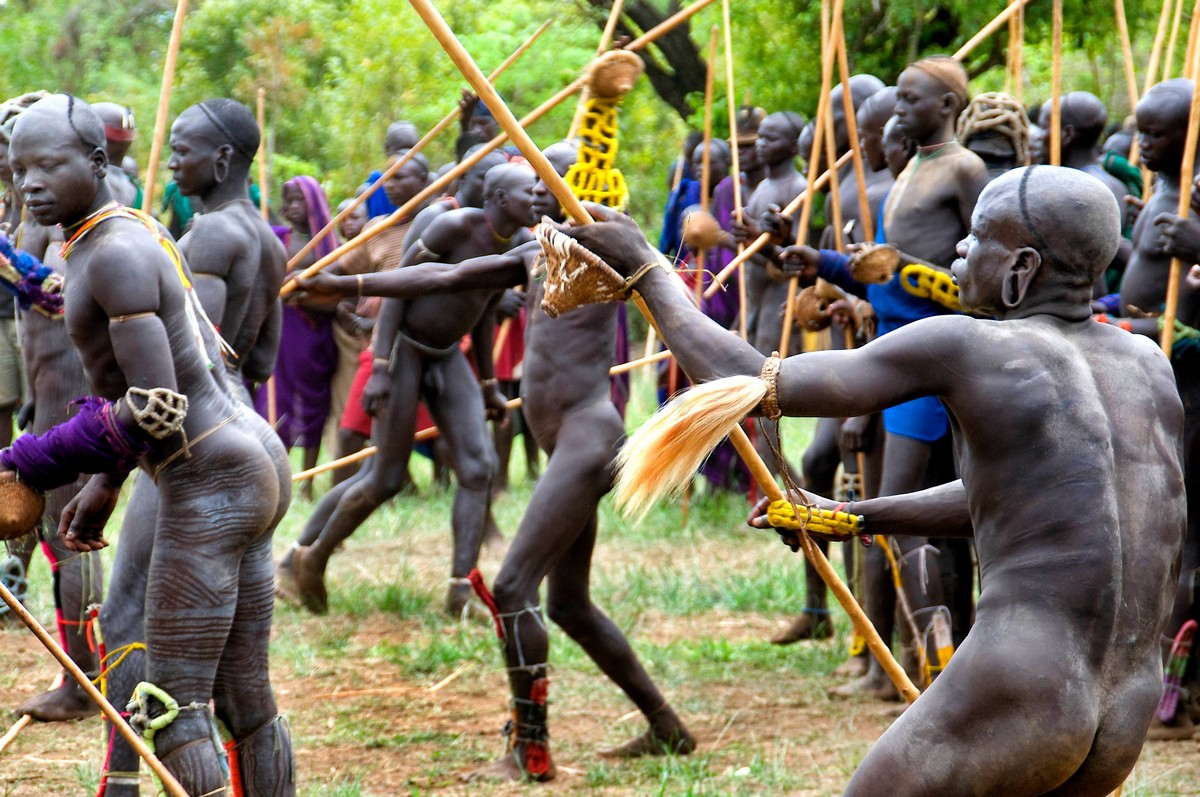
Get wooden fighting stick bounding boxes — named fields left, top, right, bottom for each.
left=141, top=0, right=189, bottom=214
left=291, top=350, right=675, bottom=481
left=1165, top=0, right=1186, bottom=80
left=1161, top=3, right=1200, bottom=356
left=1050, top=0, right=1063, bottom=167
left=835, top=19, right=873, bottom=245
left=280, top=0, right=717, bottom=295
left=779, top=0, right=840, bottom=357
left=951, top=0, right=1034, bottom=61
left=286, top=20, right=552, bottom=271
left=702, top=150, right=851, bottom=299
left=721, top=0, right=749, bottom=339
left=1114, top=0, right=1139, bottom=115
left=256, top=87, right=269, bottom=221
left=568, top=0, right=626, bottom=140
left=409, top=0, right=920, bottom=704
left=0, top=581, right=188, bottom=797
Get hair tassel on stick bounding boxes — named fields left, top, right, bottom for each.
left=614, top=375, right=767, bottom=519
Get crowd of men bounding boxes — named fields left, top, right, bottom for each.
left=0, top=39, right=1195, bottom=797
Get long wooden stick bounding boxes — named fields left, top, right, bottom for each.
left=1166, top=0, right=1186, bottom=80
left=1145, top=0, right=1176, bottom=97
left=282, top=1, right=710, bottom=295
left=293, top=350, right=676, bottom=481
left=0, top=582, right=188, bottom=796
left=1014, top=4, right=1025, bottom=106
left=952, top=0, right=1033, bottom=61
left=257, top=87, right=269, bottom=221
left=703, top=150, right=852, bottom=299
left=1049, top=0, right=1063, bottom=167
left=1115, top=0, right=1139, bottom=114
left=780, top=0, right=840, bottom=356
left=835, top=20, right=873, bottom=244
left=568, top=0, right=625, bottom=139
left=0, top=714, right=30, bottom=755
left=722, top=0, right=748, bottom=340
left=286, top=20, right=552, bottom=271
left=1186, top=0, right=1200, bottom=81
left=141, top=0, right=189, bottom=214
left=693, top=26, right=719, bottom=307
left=1163, top=8, right=1200, bottom=355
left=409, top=0, right=917, bottom=703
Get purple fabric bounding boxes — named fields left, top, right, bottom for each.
left=0, top=397, right=146, bottom=490
left=283, top=176, right=336, bottom=261
left=255, top=304, right=337, bottom=449
left=698, top=176, right=741, bottom=329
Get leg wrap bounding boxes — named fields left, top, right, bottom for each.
left=500, top=605, right=547, bottom=675
left=232, top=714, right=295, bottom=797
left=0, top=553, right=28, bottom=617
left=911, top=605, right=955, bottom=680
left=1158, top=619, right=1198, bottom=722
left=467, top=568, right=505, bottom=640
left=505, top=677, right=551, bottom=779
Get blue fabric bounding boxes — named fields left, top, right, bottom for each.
left=658, top=178, right=700, bottom=262
left=814, top=190, right=955, bottom=442
left=361, top=171, right=399, bottom=219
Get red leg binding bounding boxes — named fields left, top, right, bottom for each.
left=467, top=568, right=505, bottom=639
left=226, top=738, right=244, bottom=797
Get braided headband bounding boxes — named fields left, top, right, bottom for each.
left=197, top=102, right=257, bottom=160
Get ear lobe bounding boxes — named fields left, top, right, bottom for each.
left=1003, top=246, right=1042, bottom=308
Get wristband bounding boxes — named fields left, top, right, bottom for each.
left=480, top=378, right=498, bottom=389
left=372, top=357, right=390, bottom=370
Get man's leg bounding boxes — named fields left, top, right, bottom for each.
left=95, top=476, right=158, bottom=797
left=291, top=346, right=423, bottom=614
left=425, top=352, right=497, bottom=615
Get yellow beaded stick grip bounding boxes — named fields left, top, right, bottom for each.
left=900, top=263, right=963, bottom=312
left=564, top=51, right=643, bottom=210
left=766, top=499, right=864, bottom=538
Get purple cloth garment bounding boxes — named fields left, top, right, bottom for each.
left=699, top=176, right=741, bottom=330
left=257, top=176, right=338, bottom=449
left=0, top=397, right=147, bottom=490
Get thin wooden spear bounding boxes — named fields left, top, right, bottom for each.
left=0, top=582, right=188, bottom=796
left=141, top=0, right=189, bottom=214
left=287, top=19, right=552, bottom=270
left=1114, top=0, right=1139, bottom=114
left=257, top=87, right=269, bottom=221
left=952, top=0, right=1033, bottom=62
left=1050, top=0, right=1063, bottom=166
left=721, top=0, right=749, bottom=339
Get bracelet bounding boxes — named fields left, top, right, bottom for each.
left=759, top=351, right=783, bottom=421
left=372, top=356, right=390, bottom=370
left=356, top=273, right=364, bottom=297
left=480, top=378, right=497, bottom=389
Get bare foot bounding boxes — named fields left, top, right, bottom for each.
left=1146, top=713, right=1196, bottom=741
left=598, top=726, right=696, bottom=758
left=445, top=582, right=492, bottom=623
left=833, top=654, right=869, bottom=678
left=273, top=549, right=301, bottom=606
left=17, top=682, right=97, bottom=722
left=464, top=749, right=557, bottom=782
left=291, top=545, right=328, bottom=615
left=827, top=673, right=900, bottom=702
left=770, top=612, right=833, bottom=645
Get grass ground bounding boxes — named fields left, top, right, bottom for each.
left=1, top=372, right=1198, bottom=795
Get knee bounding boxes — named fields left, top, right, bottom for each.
left=455, top=450, right=497, bottom=492
left=546, top=597, right=592, bottom=636
left=491, top=568, right=536, bottom=613
left=98, top=598, right=142, bottom=644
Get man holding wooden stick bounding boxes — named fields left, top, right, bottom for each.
left=296, top=142, right=695, bottom=781
left=286, top=162, right=536, bottom=616
left=2, top=94, right=294, bottom=796
left=550, top=161, right=1183, bottom=794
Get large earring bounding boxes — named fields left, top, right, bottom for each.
left=213, top=159, right=229, bottom=184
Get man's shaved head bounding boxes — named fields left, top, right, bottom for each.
left=859, top=87, right=899, bottom=130
left=1038, top=91, right=1109, bottom=150
left=15, top=94, right=106, bottom=155
left=483, top=162, right=536, bottom=197
left=982, top=165, right=1120, bottom=286
left=1140, top=78, right=1193, bottom=122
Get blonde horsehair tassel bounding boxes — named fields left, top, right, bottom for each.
left=614, top=375, right=766, bottom=519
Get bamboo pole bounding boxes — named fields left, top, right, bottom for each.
left=141, top=0, right=189, bottom=214
left=1014, top=4, right=1024, bottom=106
left=1145, top=0, right=1175, bottom=98
left=703, top=150, right=852, bottom=298
left=256, top=87, right=269, bottom=221
left=492, top=318, right=513, bottom=362
left=834, top=20, right=872, bottom=243
left=1166, top=0, right=1186, bottom=80
left=722, top=0, right=748, bottom=340
left=568, top=0, right=626, bottom=139
left=1050, top=0, right=1063, bottom=167
left=1162, top=13, right=1200, bottom=355
left=292, top=349, right=676, bottom=481
left=287, top=20, right=552, bottom=270
left=780, top=0, right=840, bottom=356
left=1186, top=0, right=1200, bottom=81
left=0, top=582, right=188, bottom=797
left=282, top=0, right=711, bottom=295
left=952, top=0, right=1033, bottom=62
left=0, top=714, right=30, bottom=755
left=1005, top=15, right=1016, bottom=95
left=694, top=26, right=719, bottom=307
left=1115, top=0, right=1139, bottom=114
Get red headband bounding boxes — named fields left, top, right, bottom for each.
left=104, top=123, right=136, bottom=143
